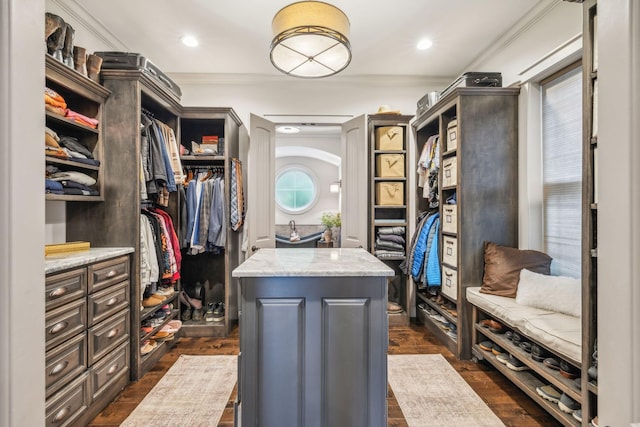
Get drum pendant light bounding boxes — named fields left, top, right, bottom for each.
left=270, top=1, right=351, bottom=78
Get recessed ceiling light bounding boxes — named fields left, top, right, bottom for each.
left=417, top=38, right=433, bottom=50
left=277, top=126, right=301, bottom=134
left=181, top=35, right=199, bottom=47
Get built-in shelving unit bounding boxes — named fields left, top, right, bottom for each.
left=412, top=87, right=519, bottom=360
left=368, top=114, right=413, bottom=326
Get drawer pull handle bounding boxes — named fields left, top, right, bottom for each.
left=106, top=297, right=119, bottom=306
left=107, top=364, right=119, bottom=376
left=49, top=287, right=67, bottom=298
left=50, top=361, right=69, bottom=376
left=106, top=270, right=118, bottom=278
left=49, top=321, right=68, bottom=335
left=106, top=328, right=119, bottom=339
left=53, top=406, right=70, bottom=423
left=445, top=272, right=454, bottom=277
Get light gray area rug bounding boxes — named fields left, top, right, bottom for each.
left=121, top=355, right=236, bottom=427
left=388, top=354, right=505, bottom=427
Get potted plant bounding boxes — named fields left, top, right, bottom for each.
left=320, top=212, right=341, bottom=243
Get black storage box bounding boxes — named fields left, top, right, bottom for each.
left=439, top=72, right=502, bottom=99
left=94, top=51, right=182, bottom=98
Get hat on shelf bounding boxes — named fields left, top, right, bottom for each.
left=376, top=105, right=401, bottom=115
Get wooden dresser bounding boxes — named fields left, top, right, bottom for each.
left=45, top=248, right=133, bottom=427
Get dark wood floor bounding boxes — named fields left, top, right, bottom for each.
left=89, top=321, right=560, bottom=426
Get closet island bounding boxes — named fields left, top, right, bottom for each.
left=232, top=248, right=393, bottom=427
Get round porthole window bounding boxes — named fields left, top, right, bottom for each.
left=275, top=166, right=318, bottom=214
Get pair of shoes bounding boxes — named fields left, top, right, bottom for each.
left=573, top=409, right=582, bottom=422
left=543, top=357, right=560, bottom=370
left=140, top=340, right=157, bottom=355
left=492, top=344, right=504, bottom=356
left=558, top=392, right=580, bottom=413
left=180, top=290, right=203, bottom=321
left=512, top=332, right=523, bottom=345
left=387, top=301, right=403, bottom=313
left=506, top=354, right=530, bottom=371
left=531, top=344, right=549, bottom=362
left=152, top=331, right=174, bottom=341
left=142, top=294, right=165, bottom=307
left=479, top=319, right=504, bottom=333
left=496, top=353, right=509, bottom=364
left=479, top=341, right=494, bottom=352
left=161, top=319, right=182, bottom=334
left=536, top=384, right=561, bottom=403
left=560, top=360, right=580, bottom=379
left=505, top=330, right=513, bottom=340
left=519, top=341, right=533, bottom=353
left=213, top=302, right=225, bottom=322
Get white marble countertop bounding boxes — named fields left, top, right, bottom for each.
left=45, top=247, right=134, bottom=274
left=232, top=248, right=395, bottom=277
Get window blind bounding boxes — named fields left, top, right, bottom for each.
left=541, top=66, right=583, bottom=278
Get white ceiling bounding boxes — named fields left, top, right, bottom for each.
left=70, top=0, right=545, bottom=78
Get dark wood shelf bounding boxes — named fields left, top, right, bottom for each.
left=45, top=194, right=102, bottom=202
left=416, top=307, right=458, bottom=353
left=417, top=292, right=457, bottom=325
left=46, top=112, right=100, bottom=134
left=588, top=381, right=598, bottom=395
left=140, top=294, right=178, bottom=321
left=139, top=309, right=179, bottom=342
left=45, top=156, right=100, bottom=171
left=473, top=344, right=580, bottom=427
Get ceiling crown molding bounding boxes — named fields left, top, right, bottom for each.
left=49, top=0, right=128, bottom=51
left=463, top=0, right=564, bottom=72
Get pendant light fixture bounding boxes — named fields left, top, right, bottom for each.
left=270, top=1, right=351, bottom=78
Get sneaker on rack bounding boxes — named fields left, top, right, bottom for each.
left=536, top=384, right=561, bottom=403
left=506, top=354, right=530, bottom=372
left=213, top=302, right=225, bottom=322
left=496, top=353, right=509, bottom=365
left=558, top=393, right=581, bottom=414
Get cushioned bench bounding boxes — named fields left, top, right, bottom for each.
left=467, top=286, right=581, bottom=364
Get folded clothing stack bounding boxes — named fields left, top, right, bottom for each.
left=374, top=226, right=405, bottom=259
left=46, top=166, right=98, bottom=196
left=45, top=87, right=99, bottom=128
left=45, top=127, right=100, bottom=166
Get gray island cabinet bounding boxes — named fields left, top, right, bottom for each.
left=232, top=248, right=394, bottom=427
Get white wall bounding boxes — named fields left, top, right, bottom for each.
left=1, top=0, right=46, bottom=426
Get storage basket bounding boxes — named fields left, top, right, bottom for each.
left=375, top=126, right=404, bottom=150
left=375, top=182, right=404, bottom=206
left=441, top=265, right=458, bottom=300
left=446, top=119, right=458, bottom=151
left=376, top=154, right=405, bottom=177
left=442, top=204, right=457, bottom=234
left=442, top=156, right=457, bottom=187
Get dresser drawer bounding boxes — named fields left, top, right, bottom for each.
left=442, top=156, right=457, bottom=188
left=88, top=310, right=129, bottom=365
left=45, top=372, right=89, bottom=427
left=442, top=204, right=457, bottom=234
left=46, top=268, right=86, bottom=311
left=90, top=341, right=129, bottom=401
left=88, top=256, right=130, bottom=293
left=45, top=332, right=87, bottom=398
left=88, top=280, right=130, bottom=327
left=441, top=265, right=458, bottom=301
left=45, top=299, right=87, bottom=351
left=442, top=235, right=458, bottom=267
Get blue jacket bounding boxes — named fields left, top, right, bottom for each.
left=411, top=212, right=439, bottom=280
left=424, top=218, right=441, bottom=285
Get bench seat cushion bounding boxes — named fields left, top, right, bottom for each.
left=467, top=287, right=581, bottom=364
